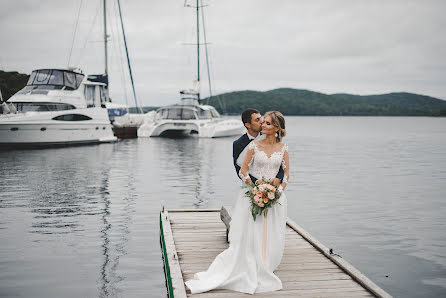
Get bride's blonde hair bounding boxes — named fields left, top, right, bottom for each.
left=264, top=111, right=286, bottom=142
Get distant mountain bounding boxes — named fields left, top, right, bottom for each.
left=202, top=88, right=446, bottom=116
left=0, top=70, right=30, bottom=101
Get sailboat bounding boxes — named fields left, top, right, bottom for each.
left=104, top=0, right=145, bottom=138
left=137, top=0, right=245, bottom=138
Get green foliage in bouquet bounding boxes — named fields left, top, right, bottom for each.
left=245, top=178, right=282, bottom=221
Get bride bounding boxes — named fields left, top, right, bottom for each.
left=185, top=111, right=290, bottom=294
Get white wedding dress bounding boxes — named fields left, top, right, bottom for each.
left=185, top=142, right=288, bottom=294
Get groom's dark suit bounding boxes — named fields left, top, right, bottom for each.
left=233, top=133, right=284, bottom=183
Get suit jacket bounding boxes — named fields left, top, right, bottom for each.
left=232, top=133, right=284, bottom=183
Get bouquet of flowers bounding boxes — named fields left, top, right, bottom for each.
left=245, top=178, right=282, bottom=221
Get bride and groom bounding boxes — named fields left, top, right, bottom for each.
left=185, top=109, right=290, bottom=294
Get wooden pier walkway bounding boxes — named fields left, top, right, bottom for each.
left=160, top=207, right=391, bottom=298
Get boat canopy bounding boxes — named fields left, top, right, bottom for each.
left=159, top=106, right=197, bottom=120
left=158, top=105, right=221, bottom=120
left=25, top=69, right=85, bottom=90
left=199, top=105, right=220, bottom=118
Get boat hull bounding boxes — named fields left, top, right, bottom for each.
left=138, top=121, right=199, bottom=137
left=0, top=108, right=117, bottom=149
left=112, top=113, right=145, bottom=139
left=113, top=126, right=138, bottom=138
left=138, top=116, right=245, bottom=138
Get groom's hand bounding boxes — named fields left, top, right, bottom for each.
left=271, top=178, right=281, bottom=187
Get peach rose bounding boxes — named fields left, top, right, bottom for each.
left=254, top=195, right=264, bottom=207
left=266, top=184, right=276, bottom=192
left=268, top=192, right=275, bottom=200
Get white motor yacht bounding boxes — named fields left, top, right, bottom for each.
left=138, top=95, right=244, bottom=138
left=0, top=68, right=117, bottom=148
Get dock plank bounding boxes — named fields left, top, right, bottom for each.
left=160, top=208, right=391, bottom=298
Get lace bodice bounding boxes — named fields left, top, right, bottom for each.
left=247, top=142, right=288, bottom=180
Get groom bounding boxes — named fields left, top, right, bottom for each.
left=232, top=108, right=284, bottom=186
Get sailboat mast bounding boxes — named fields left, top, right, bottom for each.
left=116, top=0, right=141, bottom=113
left=103, top=0, right=108, bottom=77
left=196, top=0, right=200, bottom=101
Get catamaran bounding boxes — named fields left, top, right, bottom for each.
left=138, top=0, right=244, bottom=138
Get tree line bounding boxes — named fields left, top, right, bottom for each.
left=202, top=88, right=446, bottom=116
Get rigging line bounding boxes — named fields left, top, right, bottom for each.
left=115, top=6, right=130, bottom=107
left=196, top=0, right=200, bottom=101
left=200, top=0, right=212, bottom=105
left=78, top=2, right=101, bottom=65
left=116, top=0, right=142, bottom=114
left=200, top=0, right=225, bottom=112
left=110, top=0, right=129, bottom=107
left=67, top=0, right=84, bottom=68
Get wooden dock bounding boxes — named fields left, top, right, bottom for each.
left=160, top=207, right=391, bottom=298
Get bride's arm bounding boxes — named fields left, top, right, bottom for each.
left=281, top=149, right=290, bottom=190
left=239, top=147, right=255, bottom=186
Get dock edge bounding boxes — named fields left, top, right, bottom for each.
left=285, top=218, right=392, bottom=298
left=160, top=210, right=188, bottom=298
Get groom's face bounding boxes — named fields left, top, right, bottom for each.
left=248, top=113, right=262, bottom=133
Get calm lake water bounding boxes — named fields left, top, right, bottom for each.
left=0, top=116, right=445, bottom=298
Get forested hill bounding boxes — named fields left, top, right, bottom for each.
left=0, top=70, right=29, bottom=100
left=203, top=88, right=446, bottom=116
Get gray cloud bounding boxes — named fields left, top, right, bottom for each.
left=1, top=0, right=445, bottom=106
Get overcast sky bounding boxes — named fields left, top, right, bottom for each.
left=1, top=0, right=445, bottom=106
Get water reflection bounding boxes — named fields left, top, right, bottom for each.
left=154, top=137, right=222, bottom=208
left=23, top=146, right=115, bottom=235
left=1, top=117, right=445, bottom=297
left=0, top=144, right=139, bottom=297
left=98, top=146, right=138, bottom=297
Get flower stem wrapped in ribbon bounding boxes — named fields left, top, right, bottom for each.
left=245, top=178, right=282, bottom=221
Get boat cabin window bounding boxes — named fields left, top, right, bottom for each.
left=76, top=74, right=84, bottom=86
left=99, top=87, right=106, bottom=106
left=27, top=69, right=84, bottom=90
left=12, top=102, right=76, bottom=112
left=160, top=109, right=168, bottom=119
left=84, top=85, right=106, bottom=107
left=64, top=72, right=77, bottom=89
left=52, top=114, right=92, bottom=121
left=48, top=70, right=64, bottom=85
left=85, top=85, right=96, bottom=107
left=198, top=108, right=212, bottom=119
left=160, top=107, right=197, bottom=120
left=182, top=108, right=196, bottom=120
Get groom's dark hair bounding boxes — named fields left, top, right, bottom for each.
left=241, top=108, right=260, bottom=125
